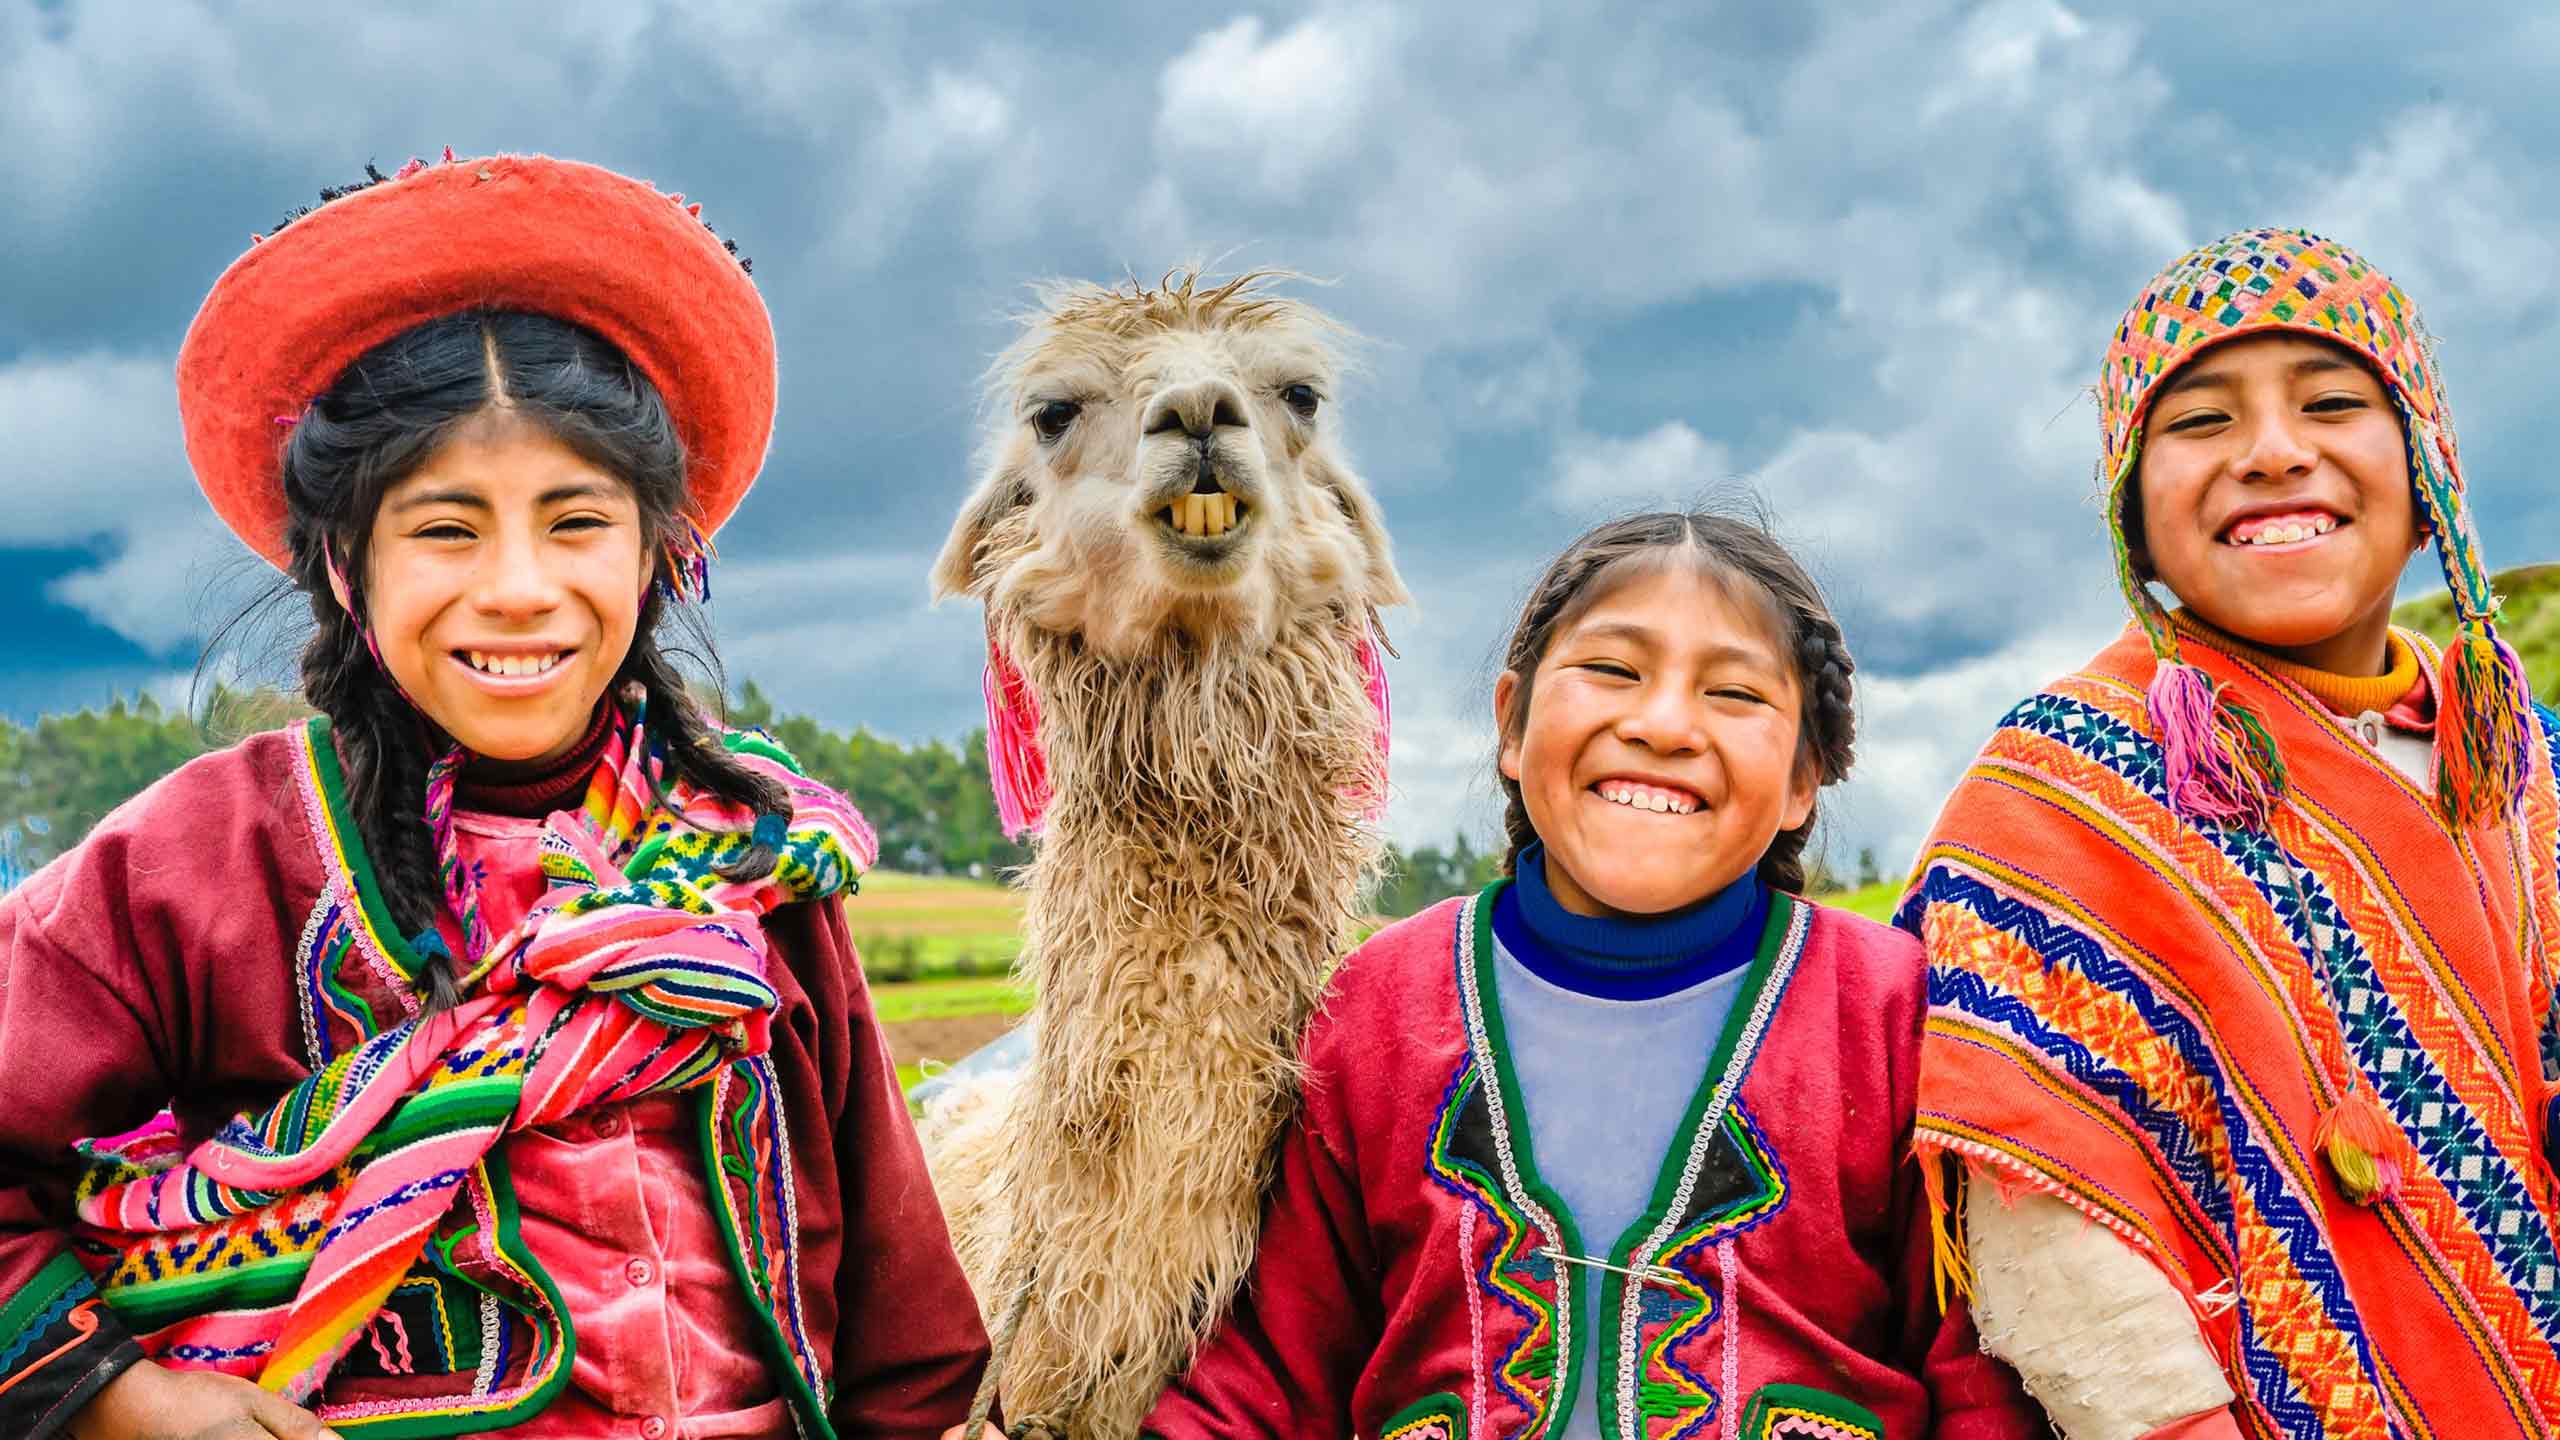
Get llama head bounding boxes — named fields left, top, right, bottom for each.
left=935, top=269, right=1407, bottom=655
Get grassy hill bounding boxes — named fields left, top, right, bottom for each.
left=2394, top=561, right=2560, bottom=704
left=851, top=872, right=1030, bottom=1089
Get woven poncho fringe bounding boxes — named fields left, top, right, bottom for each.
left=2099, top=228, right=2532, bottom=832
left=67, top=708, right=876, bottom=1404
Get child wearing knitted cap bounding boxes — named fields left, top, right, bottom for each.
left=1905, top=230, right=2560, bottom=1440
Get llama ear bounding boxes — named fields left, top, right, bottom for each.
left=933, top=465, right=1032, bottom=602
left=1307, top=451, right=1411, bottom=610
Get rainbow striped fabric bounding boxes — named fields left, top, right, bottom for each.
left=67, top=707, right=874, bottom=1409
left=1907, top=625, right=2560, bottom=1439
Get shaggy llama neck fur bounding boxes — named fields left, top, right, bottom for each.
left=947, top=603, right=1382, bottom=1437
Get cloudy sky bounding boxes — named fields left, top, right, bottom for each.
left=7, top=0, right=2559, bottom=871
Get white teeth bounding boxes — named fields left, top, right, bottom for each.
left=2236, top=516, right=2340, bottom=547
left=1595, top=781, right=1697, bottom=815
left=465, top=651, right=564, bottom=677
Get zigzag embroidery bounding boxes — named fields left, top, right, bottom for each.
left=1426, top=1057, right=1561, bottom=1434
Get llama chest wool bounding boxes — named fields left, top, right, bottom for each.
left=1142, top=889, right=2039, bottom=1440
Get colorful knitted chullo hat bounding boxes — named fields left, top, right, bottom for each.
left=2100, top=227, right=2532, bottom=830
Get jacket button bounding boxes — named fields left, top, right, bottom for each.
left=640, top=1418, right=668, bottom=1439
left=625, top=1257, right=655, bottom=1288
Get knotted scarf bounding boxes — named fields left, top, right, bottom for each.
left=68, top=702, right=875, bottom=1402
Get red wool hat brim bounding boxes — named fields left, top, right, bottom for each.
left=177, top=154, right=777, bottom=570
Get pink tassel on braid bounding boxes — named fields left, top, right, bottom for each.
left=420, top=743, right=495, bottom=967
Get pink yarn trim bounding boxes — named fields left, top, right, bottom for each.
left=1353, top=622, right=1393, bottom=821
left=2146, top=661, right=2267, bottom=827
left=980, top=618, right=1391, bottom=839
left=983, top=633, right=1052, bottom=838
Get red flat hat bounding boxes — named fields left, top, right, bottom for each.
left=177, top=153, right=776, bottom=569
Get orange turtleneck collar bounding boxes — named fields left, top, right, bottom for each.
left=2171, top=612, right=2431, bottom=721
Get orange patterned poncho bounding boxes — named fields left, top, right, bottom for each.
left=1907, top=625, right=2560, bottom=1439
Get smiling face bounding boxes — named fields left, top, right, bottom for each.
left=1496, top=562, right=1817, bottom=919
left=363, top=410, right=647, bottom=763
left=2132, top=332, right=2423, bottom=675
left=933, top=275, right=1405, bottom=657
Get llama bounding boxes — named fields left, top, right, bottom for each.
left=923, top=271, right=1407, bottom=1437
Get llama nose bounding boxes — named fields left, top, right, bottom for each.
left=1144, top=377, right=1250, bottom=444
left=1191, top=442, right=1222, bottom=494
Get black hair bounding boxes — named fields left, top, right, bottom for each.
left=282, top=309, right=785, bottom=1008
left=1492, top=508, right=1857, bottom=895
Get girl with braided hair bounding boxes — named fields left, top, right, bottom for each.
left=0, top=154, right=987, bottom=1438
left=1138, top=510, right=2039, bottom=1440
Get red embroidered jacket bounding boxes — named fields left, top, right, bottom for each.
left=0, top=725, right=988, bottom=1437
left=1142, top=887, right=2040, bottom=1440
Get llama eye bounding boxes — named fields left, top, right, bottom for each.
left=1280, top=383, right=1320, bottom=420
left=1031, top=400, right=1081, bottom=443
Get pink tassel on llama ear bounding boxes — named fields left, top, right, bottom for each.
left=983, top=632, right=1052, bottom=838
left=2436, top=626, right=2533, bottom=829
left=1351, top=621, right=1392, bottom=821
left=2147, top=660, right=2284, bottom=827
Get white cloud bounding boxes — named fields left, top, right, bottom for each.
left=1551, top=423, right=1737, bottom=511
left=1837, top=623, right=2115, bottom=870
left=1156, top=12, right=1401, bottom=202
left=44, top=515, right=250, bottom=655
left=0, top=352, right=186, bottom=545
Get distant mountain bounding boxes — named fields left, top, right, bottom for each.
left=2393, top=563, right=2560, bottom=706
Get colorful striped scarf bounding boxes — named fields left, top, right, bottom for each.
left=1908, top=625, right=2560, bottom=1440
left=68, top=703, right=875, bottom=1404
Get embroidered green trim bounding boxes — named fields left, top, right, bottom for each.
left=303, top=716, right=428, bottom=987
left=1380, top=1391, right=1471, bottom=1439
left=1738, top=1382, right=1882, bottom=1440
left=0, top=1252, right=100, bottom=1375
left=697, top=1068, right=834, bottom=1440
left=336, top=1155, right=575, bottom=1437
left=1459, top=881, right=1591, bottom=1439
left=1595, top=893, right=1806, bottom=1440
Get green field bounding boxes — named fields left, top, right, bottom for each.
left=850, top=869, right=1025, bottom=983
left=1817, top=880, right=1902, bottom=923
left=2396, top=561, right=2560, bottom=705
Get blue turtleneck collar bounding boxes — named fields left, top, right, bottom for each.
left=1490, top=841, right=1768, bottom=1001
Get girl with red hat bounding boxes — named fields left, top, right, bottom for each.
left=0, top=154, right=989, bottom=1438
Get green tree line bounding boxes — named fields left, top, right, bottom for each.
left=0, top=685, right=1497, bottom=915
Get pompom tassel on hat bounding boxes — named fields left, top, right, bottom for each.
left=2436, top=624, right=2534, bottom=829
left=2315, top=1080, right=2408, bottom=1206
left=2146, top=660, right=2286, bottom=829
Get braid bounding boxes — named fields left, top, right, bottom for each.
left=1760, top=606, right=1858, bottom=895
left=299, top=591, right=465, bottom=1009
left=626, top=599, right=789, bottom=883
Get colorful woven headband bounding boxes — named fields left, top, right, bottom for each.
left=2099, top=227, right=2530, bottom=828
left=176, top=151, right=776, bottom=585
